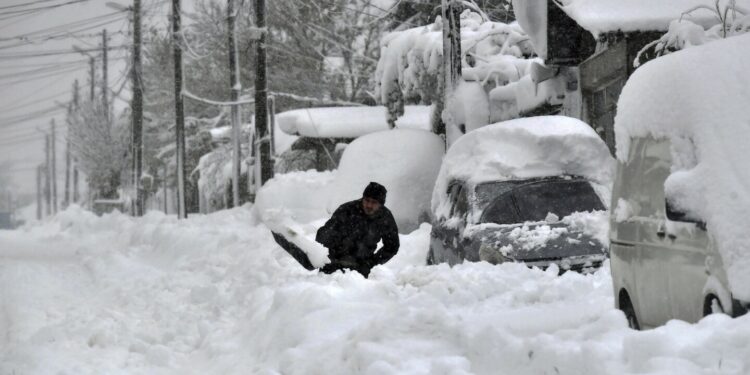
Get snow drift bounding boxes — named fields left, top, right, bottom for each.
left=327, top=129, right=445, bottom=233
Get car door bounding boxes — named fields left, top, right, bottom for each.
left=630, top=138, right=673, bottom=328
left=430, top=182, right=464, bottom=265
left=439, top=182, right=469, bottom=265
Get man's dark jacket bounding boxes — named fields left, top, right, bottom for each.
left=316, top=199, right=400, bottom=272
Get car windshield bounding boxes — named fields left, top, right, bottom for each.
left=513, top=179, right=604, bottom=222
left=474, top=181, right=523, bottom=213
left=480, top=178, right=604, bottom=225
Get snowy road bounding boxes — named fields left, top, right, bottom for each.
left=1, top=206, right=749, bottom=375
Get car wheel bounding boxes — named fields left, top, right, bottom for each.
left=619, top=292, right=640, bottom=330
left=703, top=295, right=725, bottom=317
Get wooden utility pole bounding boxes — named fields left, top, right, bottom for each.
left=65, top=80, right=79, bottom=208
left=172, top=0, right=187, bottom=218
left=254, top=0, right=272, bottom=188
left=441, top=0, right=462, bottom=137
left=132, top=0, right=144, bottom=216
left=228, top=0, right=242, bottom=208
left=268, top=95, right=275, bottom=156
left=102, top=29, right=110, bottom=127
left=73, top=167, right=79, bottom=204
left=163, top=163, right=168, bottom=214
left=44, top=135, right=51, bottom=216
left=89, top=57, right=96, bottom=102
left=36, top=165, right=42, bottom=220
left=50, top=120, right=58, bottom=214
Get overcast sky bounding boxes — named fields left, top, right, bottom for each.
left=0, top=0, right=197, bottom=196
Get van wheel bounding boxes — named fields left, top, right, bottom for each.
left=703, top=295, right=725, bottom=317
left=619, top=291, right=640, bottom=330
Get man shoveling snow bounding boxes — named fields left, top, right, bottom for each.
left=270, top=182, right=400, bottom=277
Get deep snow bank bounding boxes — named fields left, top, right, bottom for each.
left=1, top=206, right=749, bottom=374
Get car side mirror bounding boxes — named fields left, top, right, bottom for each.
left=666, top=199, right=706, bottom=230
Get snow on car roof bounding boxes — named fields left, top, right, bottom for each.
left=276, top=105, right=432, bottom=138
left=432, top=115, right=614, bottom=219
left=614, top=33, right=750, bottom=300
left=556, top=0, right=750, bottom=36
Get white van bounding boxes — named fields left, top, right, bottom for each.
left=610, top=34, right=750, bottom=329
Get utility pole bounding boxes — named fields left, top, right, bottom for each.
left=51, top=119, right=58, bottom=214
left=132, top=0, right=144, bottom=216
left=89, top=57, right=96, bottom=102
left=36, top=165, right=42, bottom=220
left=74, top=167, right=79, bottom=204
left=254, top=0, right=272, bottom=189
left=44, top=135, right=51, bottom=216
left=441, top=0, right=462, bottom=137
left=268, top=95, right=275, bottom=156
left=228, top=0, right=242, bottom=207
left=172, top=0, right=187, bottom=218
left=65, top=80, right=79, bottom=208
left=163, top=163, right=168, bottom=214
left=102, top=29, right=110, bottom=127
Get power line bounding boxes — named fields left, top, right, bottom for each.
left=0, top=61, right=87, bottom=81
left=0, top=0, right=89, bottom=20
left=0, top=0, right=68, bottom=11
left=0, top=11, right=126, bottom=42
left=0, top=45, right=127, bottom=60
left=0, top=90, right=71, bottom=114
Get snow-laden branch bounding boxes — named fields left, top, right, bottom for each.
left=183, top=90, right=255, bottom=106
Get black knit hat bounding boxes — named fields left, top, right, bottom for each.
left=362, top=182, right=387, bottom=205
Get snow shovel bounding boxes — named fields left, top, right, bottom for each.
left=271, top=230, right=316, bottom=271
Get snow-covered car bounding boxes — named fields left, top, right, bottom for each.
left=274, top=105, right=431, bottom=174
left=611, top=34, right=750, bottom=329
left=428, top=116, right=614, bottom=273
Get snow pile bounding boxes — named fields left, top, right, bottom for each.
left=3, top=205, right=750, bottom=373
left=553, top=0, right=750, bottom=37
left=466, top=210, right=609, bottom=252
left=327, top=129, right=445, bottom=233
left=433, top=116, right=615, bottom=219
left=276, top=105, right=432, bottom=138
left=374, top=10, right=560, bottom=143
left=615, top=33, right=750, bottom=300
left=254, top=170, right=336, bottom=224
left=507, top=223, right=569, bottom=251
left=562, top=210, right=610, bottom=246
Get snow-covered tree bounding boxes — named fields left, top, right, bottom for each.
left=374, top=6, right=541, bottom=143
left=67, top=101, right=129, bottom=200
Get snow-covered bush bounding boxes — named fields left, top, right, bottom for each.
left=326, top=129, right=445, bottom=233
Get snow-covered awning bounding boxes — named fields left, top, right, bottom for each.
left=276, top=105, right=432, bottom=138
left=557, top=0, right=750, bottom=37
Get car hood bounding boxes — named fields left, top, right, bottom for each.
left=467, top=220, right=608, bottom=261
